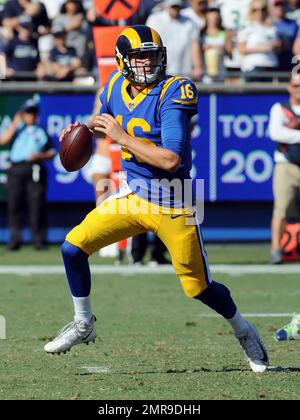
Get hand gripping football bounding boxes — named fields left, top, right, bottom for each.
left=59, top=124, right=93, bottom=172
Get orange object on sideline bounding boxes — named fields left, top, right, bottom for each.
left=94, top=0, right=140, bottom=20
left=93, top=26, right=127, bottom=85
left=280, top=223, right=300, bottom=262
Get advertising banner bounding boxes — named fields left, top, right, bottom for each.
left=193, top=94, right=286, bottom=201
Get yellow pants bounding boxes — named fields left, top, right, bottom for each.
left=66, top=194, right=211, bottom=298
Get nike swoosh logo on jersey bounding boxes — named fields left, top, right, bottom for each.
left=170, top=214, right=183, bottom=219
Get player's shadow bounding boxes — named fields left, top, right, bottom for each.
left=270, top=367, right=300, bottom=373
left=75, top=366, right=300, bottom=376
left=76, top=367, right=249, bottom=376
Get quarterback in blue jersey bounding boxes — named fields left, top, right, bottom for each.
left=44, top=25, right=269, bottom=372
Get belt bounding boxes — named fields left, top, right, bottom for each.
left=10, top=161, right=33, bottom=166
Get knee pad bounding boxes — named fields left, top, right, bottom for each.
left=61, top=240, right=87, bottom=261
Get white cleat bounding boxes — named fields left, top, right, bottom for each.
left=44, top=315, right=97, bottom=354
left=236, top=321, right=269, bottom=373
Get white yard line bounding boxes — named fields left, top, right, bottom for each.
left=79, top=366, right=111, bottom=374
left=196, top=313, right=294, bottom=318
left=1, top=264, right=300, bottom=275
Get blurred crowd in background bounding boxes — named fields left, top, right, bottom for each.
left=1, top=0, right=300, bottom=83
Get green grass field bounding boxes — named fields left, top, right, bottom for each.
left=0, top=244, right=300, bottom=400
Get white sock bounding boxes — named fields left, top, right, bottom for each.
left=227, top=310, right=249, bottom=336
left=72, top=296, right=92, bottom=324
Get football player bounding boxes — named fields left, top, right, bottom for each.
left=44, top=25, right=268, bottom=372
left=275, top=314, right=300, bottom=341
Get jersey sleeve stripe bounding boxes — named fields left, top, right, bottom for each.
left=159, top=76, right=184, bottom=108
left=173, top=98, right=198, bottom=105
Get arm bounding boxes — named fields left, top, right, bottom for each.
left=292, top=36, right=300, bottom=56
left=0, top=113, right=21, bottom=145
left=90, top=114, right=181, bottom=173
left=269, top=103, right=300, bottom=144
left=29, top=149, right=56, bottom=162
left=238, top=41, right=279, bottom=55
left=2, top=17, right=19, bottom=31
left=30, top=132, right=56, bottom=162
left=68, top=57, right=81, bottom=72
left=225, top=31, right=234, bottom=58
left=237, top=26, right=281, bottom=55
left=53, top=57, right=81, bottom=79
left=190, top=38, right=204, bottom=80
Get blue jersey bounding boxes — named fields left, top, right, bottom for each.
left=100, top=71, right=198, bottom=208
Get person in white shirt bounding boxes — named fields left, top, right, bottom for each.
left=218, top=0, right=251, bottom=75
left=181, top=0, right=208, bottom=31
left=237, top=0, right=281, bottom=81
left=40, top=0, right=65, bottom=20
left=219, top=0, right=250, bottom=31
left=268, top=76, right=300, bottom=263
left=146, top=0, right=204, bottom=79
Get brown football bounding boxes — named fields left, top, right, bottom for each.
left=59, top=124, right=93, bottom=172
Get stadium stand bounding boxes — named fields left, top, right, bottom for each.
left=0, top=0, right=298, bottom=83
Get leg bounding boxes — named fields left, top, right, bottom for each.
left=150, top=235, right=170, bottom=264
left=44, top=195, right=146, bottom=354
left=26, top=165, right=47, bottom=248
left=131, top=233, right=148, bottom=263
left=7, top=167, right=25, bottom=249
left=271, top=217, right=286, bottom=251
left=271, top=163, right=299, bottom=264
left=275, top=314, right=300, bottom=341
left=157, top=211, right=268, bottom=372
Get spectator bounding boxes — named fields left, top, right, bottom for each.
left=39, top=0, right=65, bottom=20
left=219, top=0, right=251, bottom=30
left=146, top=0, right=204, bottom=79
left=52, top=0, right=88, bottom=59
left=0, top=98, right=56, bottom=250
left=268, top=75, right=300, bottom=264
left=269, top=0, right=299, bottom=71
left=237, top=0, right=281, bottom=81
left=2, top=0, right=50, bottom=38
left=47, top=28, right=82, bottom=81
left=286, top=0, right=300, bottom=26
left=275, top=313, right=300, bottom=340
left=201, top=4, right=228, bottom=81
left=218, top=0, right=251, bottom=80
left=181, top=0, right=208, bottom=31
left=4, top=18, right=39, bottom=80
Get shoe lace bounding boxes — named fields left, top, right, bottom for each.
left=56, top=321, right=79, bottom=339
left=55, top=316, right=95, bottom=340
